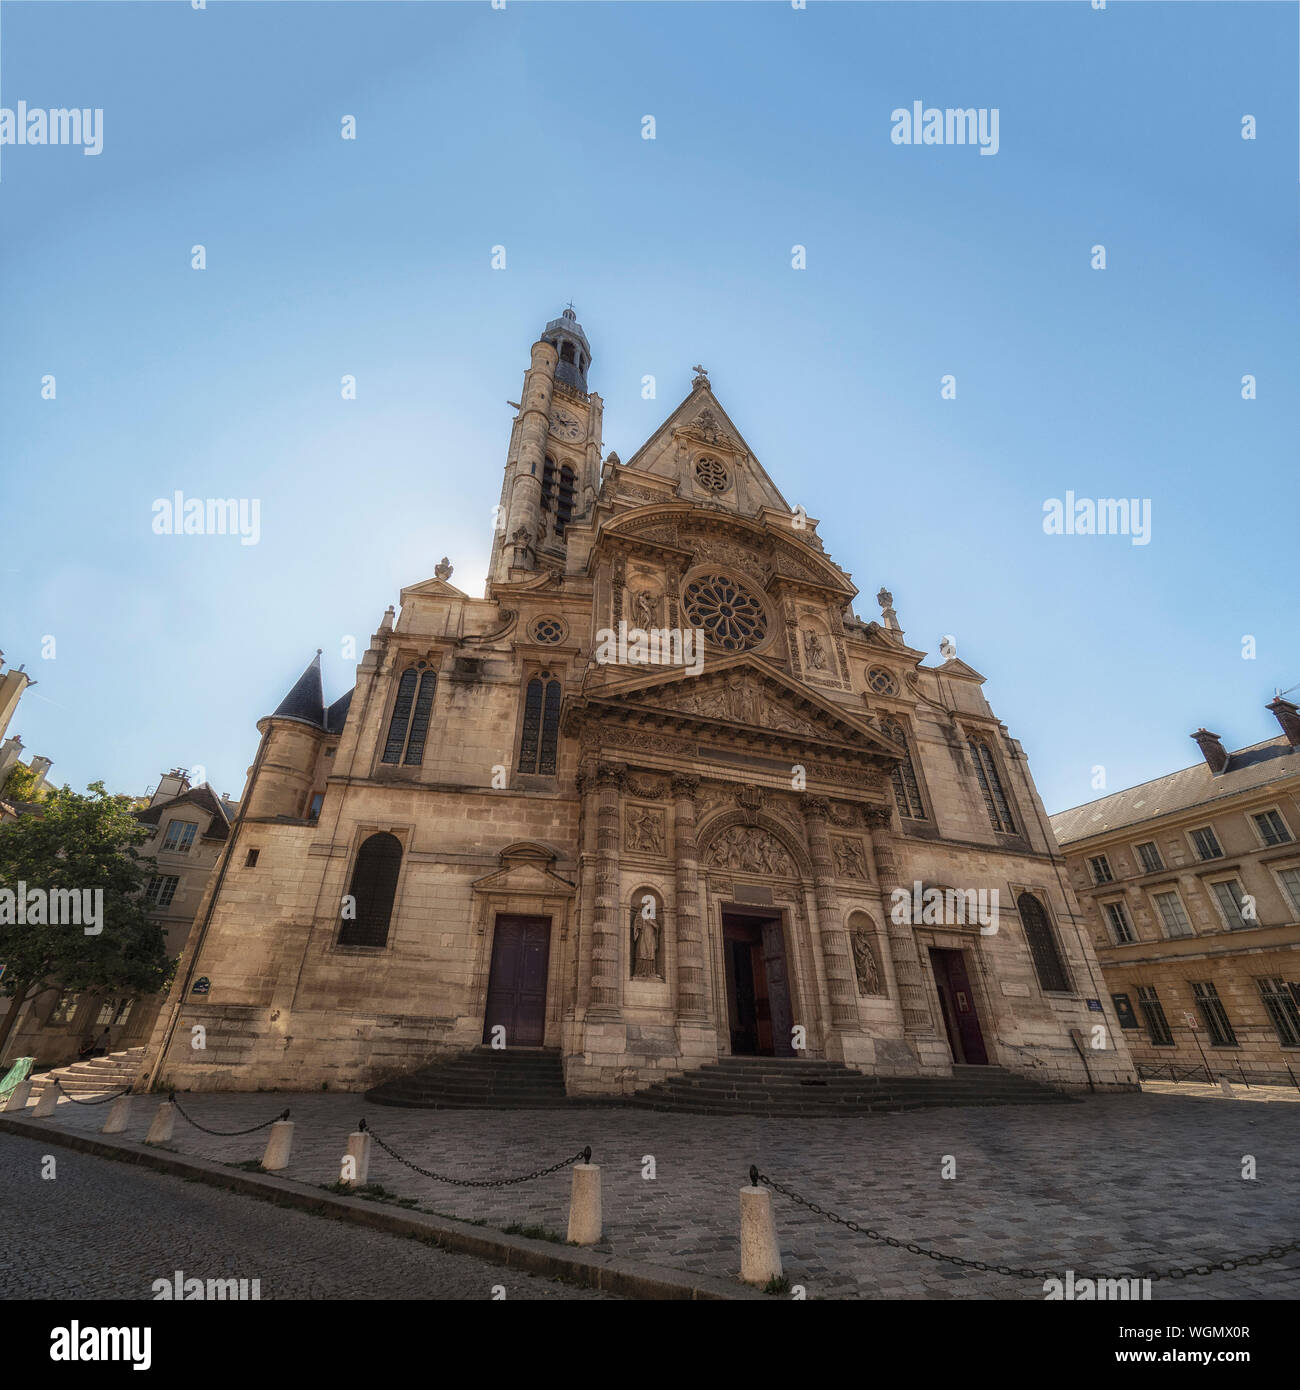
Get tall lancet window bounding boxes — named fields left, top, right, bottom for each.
left=881, top=719, right=926, bottom=820
left=518, top=673, right=562, bottom=775
left=556, top=465, right=576, bottom=535
left=968, top=737, right=1016, bottom=834
left=381, top=667, right=437, bottom=765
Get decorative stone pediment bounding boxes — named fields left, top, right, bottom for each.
left=470, top=842, right=575, bottom=897
left=573, top=654, right=905, bottom=762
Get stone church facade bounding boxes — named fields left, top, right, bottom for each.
left=145, top=309, right=1135, bottom=1096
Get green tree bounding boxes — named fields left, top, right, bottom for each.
left=2, top=763, right=41, bottom=803
left=0, top=782, right=172, bottom=1061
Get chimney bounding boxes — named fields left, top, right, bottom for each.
left=27, top=755, right=53, bottom=795
left=1191, top=728, right=1229, bottom=774
left=0, top=734, right=22, bottom=784
left=1266, top=696, right=1300, bottom=748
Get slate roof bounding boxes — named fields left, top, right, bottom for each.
left=135, top=783, right=234, bottom=842
left=325, top=688, right=353, bottom=734
left=271, top=653, right=326, bottom=727
left=1050, top=735, right=1298, bottom=846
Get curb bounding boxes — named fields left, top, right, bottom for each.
left=0, top=1111, right=763, bottom=1301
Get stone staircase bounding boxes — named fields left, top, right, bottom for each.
left=366, top=1048, right=1075, bottom=1114
left=366, top=1047, right=578, bottom=1109
left=30, top=1047, right=146, bottom=1099
left=623, top=1057, right=1076, bottom=1117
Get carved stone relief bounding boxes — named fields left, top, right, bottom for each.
left=704, top=826, right=795, bottom=877
left=624, top=804, right=666, bottom=854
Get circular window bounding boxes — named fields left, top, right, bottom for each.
left=867, top=667, right=898, bottom=695
left=695, top=456, right=729, bottom=493
left=683, top=574, right=768, bottom=651
left=531, top=616, right=565, bottom=644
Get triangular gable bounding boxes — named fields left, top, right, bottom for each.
left=578, top=653, right=905, bottom=760
left=619, top=383, right=790, bottom=513
left=400, top=576, right=467, bottom=601
left=928, top=656, right=986, bottom=683
left=471, top=842, right=575, bottom=896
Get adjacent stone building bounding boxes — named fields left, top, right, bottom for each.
left=145, top=309, right=1134, bottom=1097
left=1051, top=698, right=1300, bottom=1084
left=4, top=770, right=235, bottom=1066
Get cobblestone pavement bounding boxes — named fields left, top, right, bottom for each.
left=0, top=1131, right=613, bottom=1300
left=11, top=1089, right=1300, bottom=1300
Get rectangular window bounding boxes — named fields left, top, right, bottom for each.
left=1135, top=841, right=1164, bottom=873
left=1088, top=855, right=1114, bottom=885
left=1103, top=900, right=1136, bottom=945
left=245, top=848, right=260, bottom=868
left=1136, top=984, right=1174, bottom=1047
left=307, top=793, right=324, bottom=821
left=112, top=999, right=134, bottom=1027
left=1253, top=810, right=1292, bottom=847
left=1190, top=826, right=1223, bottom=861
left=1151, top=890, right=1194, bottom=939
left=95, top=999, right=116, bottom=1027
left=1257, top=977, right=1300, bottom=1047
left=49, top=992, right=81, bottom=1026
left=1210, top=879, right=1250, bottom=930
left=162, top=820, right=197, bottom=852
left=1191, top=981, right=1237, bottom=1047
left=145, top=874, right=179, bottom=908
left=1275, top=866, right=1300, bottom=919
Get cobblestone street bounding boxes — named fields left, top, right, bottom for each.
left=0, top=1131, right=613, bottom=1300
left=6, top=1087, right=1298, bottom=1300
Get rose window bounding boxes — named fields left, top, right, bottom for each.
left=531, top=616, right=565, bottom=644
left=682, top=574, right=768, bottom=651
left=695, top=456, right=729, bottom=492
left=867, top=667, right=898, bottom=695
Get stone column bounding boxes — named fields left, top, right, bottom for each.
left=863, top=803, right=934, bottom=1034
left=799, top=795, right=861, bottom=1033
left=587, top=762, right=626, bottom=1019
left=671, top=774, right=707, bottom=1021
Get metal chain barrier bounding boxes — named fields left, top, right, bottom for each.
left=750, top=1167, right=1300, bottom=1283
left=53, top=1080, right=132, bottom=1105
left=361, top=1119, right=590, bottom=1188
left=169, top=1093, right=290, bottom=1137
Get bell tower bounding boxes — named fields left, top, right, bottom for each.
left=489, top=306, right=603, bottom=587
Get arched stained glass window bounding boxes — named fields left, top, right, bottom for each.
left=338, top=832, right=402, bottom=948
left=968, top=737, right=1016, bottom=833
left=518, top=675, right=562, bottom=775
left=881, top=719, right=926, bottom=820
left=382, top=668, right=437, bottom=766
left=382, top=670, right=417, bottom=763
left=1017, top=892, right=1071, bottom=993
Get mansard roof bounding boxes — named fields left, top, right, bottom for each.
left=135, top=783, right=233, bottom=841
left=1050, top=735, right=1297, bottom=846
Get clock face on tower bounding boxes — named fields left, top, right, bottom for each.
left=549, top=408, right=583, bottom=441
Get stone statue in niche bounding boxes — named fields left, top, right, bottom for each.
left=851, top=930, right=884, bottom=995
left=625, top=805, right=665, bottom=854
left=634, top=589, right=658, bottom=628
left=832, top=836, right=869, bottom=880
left=631, top=893, right=663, bottom=980
left=804, top=630, right=828, bottom=670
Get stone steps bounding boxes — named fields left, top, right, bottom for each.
left=366, top=1047, right=576, bottom=1109
left=31, top=1047, right=147, bottom=1097
left=624, top=1059, right=1074, bottom=1116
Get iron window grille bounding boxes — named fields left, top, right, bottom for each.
left=1191, top=981, right=1238, bottom=1047
left=1257, top=977, right=1300, bottom=1047
left=1136, top=984, right=1175, bottom=1047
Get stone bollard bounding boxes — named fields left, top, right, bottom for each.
left=100, top=1095, right=131, bottom=1134
left=341, top=1126, right=371, bottom=1188
left=3, top=1080, right=33, bottom=1111
left=262, top=1117, right=294, bottom=1171
left=740, top=1170, right=783, bottom=1286
left=567, top=1153, right=602, bottom=1245
left=145, top=1101, right=176, bottom=1146
left=32, top=1085, right=59, bottom=1117
left=1220, top=1078, right=1236, bottom=1098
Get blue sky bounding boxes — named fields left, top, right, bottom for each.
left=1, top=1, right=1295, bottom=814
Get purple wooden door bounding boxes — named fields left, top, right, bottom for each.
left=483, top=915, right=551, bottom=1047
left=930, top=948, right=988, bottom=1065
